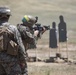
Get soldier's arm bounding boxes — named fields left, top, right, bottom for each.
left=15, top=27, right=26, bottom=55
left=22, top=26, right=36, bottom=44
left=9, top=25, right=26, bottom=56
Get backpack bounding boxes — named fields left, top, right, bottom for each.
left=0, top=26, right=18, bottom=55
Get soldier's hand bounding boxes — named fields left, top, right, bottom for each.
left=41, top=27, right=46, bottom=34
left=34, top=30, right=39, bottom=37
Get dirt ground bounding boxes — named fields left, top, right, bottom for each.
left=27, top=43, right=76, bottom=75
left=28, top=62, right=76, bottom=75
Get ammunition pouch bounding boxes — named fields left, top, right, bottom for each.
left=7, top=40, right=18, bottom=56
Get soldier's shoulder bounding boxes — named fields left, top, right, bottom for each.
left=17, top=24, right=30, bottom=31
left=1, top=22, right=10, bottom=26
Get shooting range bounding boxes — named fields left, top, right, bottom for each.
left=1, top=0, right=76, bottom=75
left=27, top=20, right=69, bottom=63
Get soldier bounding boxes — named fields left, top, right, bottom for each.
left=17, top=15, right=37, bottom=74
left=17, top=15, right=48, bottom=74
left=0, top=7, right=26, bottom=75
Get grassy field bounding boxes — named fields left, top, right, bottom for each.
left=0, top=0, right=76, bottom=25
left=0, top=0, right=76, bottom=75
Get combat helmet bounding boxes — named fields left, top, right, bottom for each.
left=22, top=15, right=37, bottom=26
left=0, top=6, right=11, bottom=15
left=0, top=6, right=11, bottom=20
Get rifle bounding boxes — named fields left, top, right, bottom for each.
left=33, top=23, right=50, bottom=38
left=33, top=23, right=50, bottom=31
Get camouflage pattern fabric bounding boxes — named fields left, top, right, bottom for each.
left=17, top=24, right=37, bottom=74
left=0, top=23, right=27, bottom=75
left=17, top=24, right=36, bottom=44
left=18, top=51, right=28, bottom=75
left=8, top=24, right=28, bottom=75
left=0, top=52, right=21, bottom=75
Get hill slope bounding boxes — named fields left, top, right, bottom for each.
left=0, top=0, right=76, bottom=26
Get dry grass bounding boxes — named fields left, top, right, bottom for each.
left=28, top=62, right=76, bottom=75
left=27, top=41, right=76, bottom=75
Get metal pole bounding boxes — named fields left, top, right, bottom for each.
left=35, top=48, right=38, bottom=62
left=66, top=39, right=68, bottom=62
left=49, top=48, right=50, bottom=58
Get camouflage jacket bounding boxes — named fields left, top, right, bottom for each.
left=17, top=24, right=36, bottom=49
left=0, top=22, right=26, bottom=55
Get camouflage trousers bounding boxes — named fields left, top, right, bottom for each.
left=0, top=52, right=28, bottom=75
left=0, top=62, right=21, bottom=75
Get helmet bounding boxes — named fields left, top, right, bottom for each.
left=0, top=7, right=11, bottom=21
left=22, top=15, right=36, bottom=25
left=0, top=6, right=11, bottom=15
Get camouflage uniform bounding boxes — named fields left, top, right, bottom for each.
left=17, top=15, right=37, bottom=75
left=17, top=24, right=36, bottom=74
left=0, top=22, right=26, bottom=75
left=0, top=7, right=26, bottom=75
